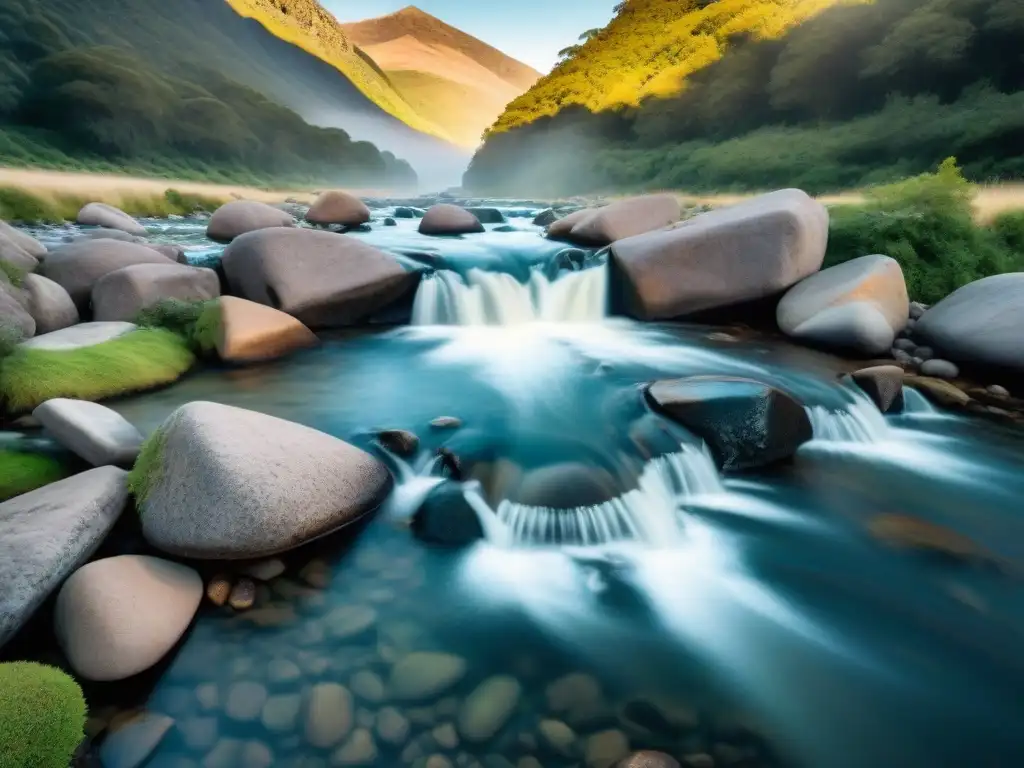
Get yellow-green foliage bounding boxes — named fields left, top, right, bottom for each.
left=0, top=451, right=69, bottom=501
left=0, top=662, right=86, bottom=768
left=192, top=300, right=223, bottom=355
left=0, top=185, right=226, bottom=224
left=127, top=426, right=166, bottom=508
left=0, top=258, right=25, bottom=286
left=490, top=0, right=860, bottom=134
left=0, top=328, right=195, bottom=413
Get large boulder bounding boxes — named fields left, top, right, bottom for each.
left=609, top=189, right=828, bottom=320
left=76, top=203, right=147, bottom=236
left=39, top=240, right=177, bottom=311
left=213, top=296, right=318, bottom=363
left=645, top=376, right=812, bottom=471
left=0, top=467, right=127, bottom=646
left=0, top=284, right=34, bottom=338
left=0, top=221, right=46, bottom=258
left=306, top=191, right=371, bottom=227
left=777, top=255, right=909, bottom=355
left=546, top=208, right=593, bottom=240
left=0, top=232, right=38, bottom=271
left=135, top=402, right=392, bottom=559
left=222, top=227, right=418, bottom=328
left=54, top=555, right=202, bottom=681
left=91, top=263, right=220, bottom=322
left=418, top=204, right=484, bottom=235
left=207, top=200, right=295, bottom=243
left=20, top=274, right=79, bottom=334
left=915, top=273, right=1024, bottom=372
left=566, top=195, right=681, bottom=246
left=33, top=399, right=145, bottom=467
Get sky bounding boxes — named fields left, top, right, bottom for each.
left=325, top=1, right=621, bottom=73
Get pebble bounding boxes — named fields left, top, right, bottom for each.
left=909, top=301, right=927, bottom=319
left=195, top=684, right=219, bottom=711
left=893, top=338, right=916, bottom=352
left=584, top=730, right=630, bottom=768
left=242, top=559, right=286, bottom=581
left=178, top=717, right=218, bottom=750
left=228, top=578, right=257, bottom=610
left=891, top=348, right=912, bottom=364
left=920, top=359, right=959, bottom=380
left=325, top=605, right=378, bottom=639
left=206, top=575, right=231, bottom=607
left=617, top=751, right=683, bottom=767
left=241, top=605, right=296, bottom=627
left=389, top=652, right=468, bottom=701
left=987, top=384, right=1010, bottom=397
left=299, top=559, right=333, bottom=589
left=458, top=675, right=522, bottom=742
left=225, top=681, right=267, bottom=722
left=913, top=346, right=934, bottom=360
left=538, top=719, right=576, bottom=756
left=268, top=658, right=302, bottom=683
left=305, top=683, right=354, bottom=748
left=99, top=712, right=174, bottom=768
left=262, top=694, right=302, bottom=733
left=378, top=429, right=420, bottom=457
left=432, top=722, right=459, bottom=750
left=427, top=757, right=454, bottom=768
left=351, top=670, right=386, bottom=703
left=377, top=707, right=411, bottom=745
left=407, top=706, right=436, bottom=727
left=204, top=739, right=273, bottom=768
left=331, top=728, right=377, bottom=766
left=430, top=416, right=463, bottom=430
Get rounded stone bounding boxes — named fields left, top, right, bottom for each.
left=616, top=751, right=682, bottom=768
left=432, top=723, right=459, bottom=750
left=920, top=359, right=959, bottom=380
left=331, top=728, right=377, bottom=766
left=305, top=683, right=354, bottom=748
left=225, top=681, right=268, bottom=722
left=206, top=575, right=231, bottom=607
left=267, top=658, right=302, bottom=683
left=457, top=675, right=522, bottom=742
left=376, top=706, right=410, bottom=745
left=229, top=578, right=257, bottom=610
left=426, top=757, right=454, bottom=768
left=585, top=730, right=630, bottom=768
left=262, top=694, right=302, bottom=733
left=306, top=191, right=371, bottom=227
left=325, top=605, right=377, bottom=639
left=538, top=719, right=577, bottom=756
left=388, top=652, right=468, bottom=702
left=987, top=384, right=1010, bottom=397
left=350, top=670, right=386, bottom=703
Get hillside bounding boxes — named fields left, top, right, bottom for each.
left=342, top=6, right=541, bottom=147
left=465, top=0, right=1024, bottom=196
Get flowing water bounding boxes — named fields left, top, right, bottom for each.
left=10, top=210, right=1024, bottom=767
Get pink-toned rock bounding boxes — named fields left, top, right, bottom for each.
left=568, top=195, right=681, bottom=246
left=306, top=191, right=371, bottom=227
left=214, top=296, right=318, bottom=363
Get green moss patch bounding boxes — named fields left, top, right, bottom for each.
left=0, top=328, right=195, bottom=413
left=127, top=426, right=166, bottom=509
left=0, top=661, right=86, bottom=768
left=134, top=298, right=221, bottom=355
left=192, top=300, right=223, bottom=355
left=0, top=451, right=69, bottom=502
left=0, top=259, right=26, bottom=287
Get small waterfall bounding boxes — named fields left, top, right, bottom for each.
left=901, top=387, right=938, bottom=416
left=805, top=395, right=891, bottom=443
left=412, top=267, right=607, bottom=325
left=472, top=445, right=724, bottom=547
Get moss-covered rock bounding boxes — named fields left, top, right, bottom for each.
left=0, top=661, right=86, bottom=768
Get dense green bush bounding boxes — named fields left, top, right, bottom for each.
left=991, top=210, right=1024, bottom=254
left=824, top=160, right=1024, bottom=303
left=0, top=661, right=86, bottom=768
left=134, top=298, right=219, bottom=354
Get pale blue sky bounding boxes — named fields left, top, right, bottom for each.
left=325, top=2, right=620, bottom=73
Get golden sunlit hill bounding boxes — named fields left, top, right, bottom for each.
left=342, top=5, right=542, bottom=148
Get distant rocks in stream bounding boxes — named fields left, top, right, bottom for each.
left=76, top=202, right=147, bottom=236
left=305, top=190, right=371, bottom=227
left=206, top=200, right=296, bottom=243
left=418, top=204, right=486, bottom=236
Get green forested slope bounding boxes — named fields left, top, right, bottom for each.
left=0, top=0, right=419, bottom=187
left=466, top=0, right=1024, bottom=196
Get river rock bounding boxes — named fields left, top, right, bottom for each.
left=539, top=720, right=577, bottom=757
left=585, top=730, right=631, bottom=768
left=546, top=673, right=602, bottom=714
left=99, top=712, right=175, bottom=768
left=243, top=558, right=286, bottom=581
left=33, top=398, right=144, bottom=466
left=646, top=376, right=812, bottom=470
left=40, top=240, right=176, bottom=311
left=0, top=284, right=34, bottom=337
left=213, top=296, right=318, bottom=363
left=419, top=205, right=485, bottom=235
left=394, top=207, right=425, bottom=219
left=0, top=467, right=127, bottom=646
left=920, top=359, right=959, bottom=380
left=54, top=554, right=202, bottom=680
left=77, top=203, right=147, bottom=236
left=222, top=227, right=418, bottom=328
left=511, top=463, right=620, bottom=508
left=0, top=220, right=46, bottom=258
left=777, top=254, right=909, bottom=355
left=376, top=707, right=410, bottom=745
left=262, top=694, right=302, bottom=733
left=20, top=273, right=79, bottom=334
left=616, top=752, right=681, bottom=768
left=389, top=652, right=467, bottom=701
left=465, top=207, right=506, bottom=224
left=332, top=728, right=377, bottom=765
left=903, top=375, right=971, bottom=408
left=845, top=365, right=905, bottom=414
left=0, top=231, right=37, bottom=271
left=325, top=604, right=377, bottom=639
left=228, top=578, right=256, bottom=610
left=351, top=671, right=385, bottom=704
left=532, top=209, right=558, bottom=227
left=226, top=681, right=268, bottom=722
left=206, top=575, right=231, bottom=607
left=546, top=209, right=594, bottom=240
left=915, top=273, right=1024, bottom=372
left=412, top=482, right=485, bottom=546
left=377, top=429, right=419, bottom=457
left=138, top=402, right=391, bottom=559
left=306, top=191, right=371, bottom=227
left=609, top=189, right=827, bottom=320
left=457, top=675, right=521, bottom=743
left=92, top=263, right=220, bottom=322
left=305, top=683, right=354, bottom=748
left=567, top=195, right=681, bottom=246
left=207, top=200, right=295, bottom=243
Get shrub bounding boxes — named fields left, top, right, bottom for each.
left=0, top=661, right=86, bottom=768
left=990, top=209, right=1024, bottom=254
left=0, top=451, right=69, bottom=501
left=0, top=328, right=195, bottom=412
left=134, top=298, right=219, bottom=354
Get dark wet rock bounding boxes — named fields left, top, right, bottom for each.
left=511, top=463, right=620, bottom=508
left=621, top=700, right=679, bottom=738
left=646, top=376, right=812, bottom=471
left=207, top=200, right=295, bottom=243
left=493, top=225, right=517, bottom=232
left=378, top=429, right=419, bottom=457
left=565, top=195, right=681, bottom=246
left=77, top=203, right=147, bottom=236
left=229, top=577, right=256, bottom=610
left=91, top=263, right=220, bottom=322
left=419, top=204, right=485, bottom=236
left=393, top=207, right=426, bottom=219
left=413, top=482, right=484, bottom=546
left=532, top=208, right=558, bottom=227
left=0, top=467, right=127, bottom=646
left=20, top=273, right=79, bottom=334
left=384, top=217, right=397, bottom=227
left=437, top=447, right=463, bottom=480
left=306, top=191, right=370, bottom=227
left=431, top=416, right=463, bottom=430
left=466, top=207, right=506, bottom=224
left=893, top=338, right=916, bottom=352
left=920, top=359, right=959, bottom=380
left=616, top=752, right=682, bottom=768
left=845, top=365, right=905, bottom=413
left=222, top=227, right=418, bottom=329
left=545, top=248, right=588, bottom=279
left=610, top=189, right=826, bottom=321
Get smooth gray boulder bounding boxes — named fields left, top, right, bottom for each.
left=34, top=399, right=144, bottom=467
left=306, top=191, right=371, bottom=227
left=222, top=227, right=418, bottom=329
left=0, top=221, right=46, bottom=258
left=207, top=200, right=295, bottom=243
left=915, top=273, right=1024, bottom=372
left=39, top=240, right=176, bottom=311
left=0, top=466, right=127, bottom=647
left=76, top=203, right=147, bottom=236
left=22, top=321, right=136, bottom=350
left=610, top=189, right=828, bottom=320
left=778, top=255, right=909, bottom=355
left=0, top=284, right=34, bottom=338
left=0, top=232, right=38, bottom=271
left=20, top=273, right=79, bottom=334
left=91, top=263, right=220, bottom=322
left=138, top=401, right=392, bottom=559
left=418, top=204, right=484, bottom=236
left=567, top=194, right=681, bottom=246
